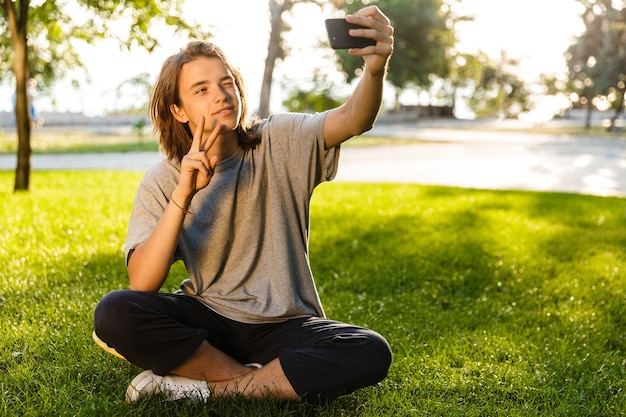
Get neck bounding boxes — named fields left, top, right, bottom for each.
left=207, top=130, right=240, bottom=162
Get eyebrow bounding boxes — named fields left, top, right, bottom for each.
left=188, top=75, right=234, bottom=92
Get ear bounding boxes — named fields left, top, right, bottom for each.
left=170, top=104, right=189, bottom=123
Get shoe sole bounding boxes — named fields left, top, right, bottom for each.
left=92, top=331, right=127, bottom=360
left=126, top=370, right=159, bottom=403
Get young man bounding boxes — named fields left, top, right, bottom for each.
left=94, top=6, right=394, bottom=403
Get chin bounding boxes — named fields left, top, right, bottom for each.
left=221, top=119, right=239, bottom=132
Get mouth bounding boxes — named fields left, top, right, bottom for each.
left=212, top=106, right=233, bottom=116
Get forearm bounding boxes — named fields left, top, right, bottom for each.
left=127, top=189, right=191, bottom=291
left=344, top=68, right=385, bottom=134
left=324, top=67, right=386, bottom=149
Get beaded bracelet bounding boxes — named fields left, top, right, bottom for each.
left=170, top=195, right=194, bottom=216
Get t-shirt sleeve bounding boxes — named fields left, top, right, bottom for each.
left=123, top=161, right=179, bottom=266
left=264, top=111, right=340, bottom=194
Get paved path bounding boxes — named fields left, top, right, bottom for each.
left=338, top=124, right=626, bottom=197
left=1, top=122, right=625, bottom=197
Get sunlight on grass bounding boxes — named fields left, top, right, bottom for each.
left=1, top=172, right=624, bottom=416
left=0, top=129, right=160, bottom=154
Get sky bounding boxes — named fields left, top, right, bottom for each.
left=0, top=0, right=585, bottom=117
left=454, top=0, right=585, bottom=79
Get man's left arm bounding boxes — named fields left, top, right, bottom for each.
left=323, top=6, right=394, bottom=149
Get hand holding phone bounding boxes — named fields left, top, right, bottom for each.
left=325, top=18, right=376, bottom=49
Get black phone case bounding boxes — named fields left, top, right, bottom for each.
left=325, top=18, right=376, bottom=49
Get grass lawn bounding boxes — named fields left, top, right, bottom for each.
left=0, top=171, right=624, bottom=416
left=0, top=128, right=161, bottom=154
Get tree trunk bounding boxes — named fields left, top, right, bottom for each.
left=4, top=0, right=32, bottom=191
left=258, top=0, right=292, bottom=118
left=607, top=88, right=625, bottom=132
left=585, top=100, right=593, bottom=130
left=13, top=43, right=31, bottom=192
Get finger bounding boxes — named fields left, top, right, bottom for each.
left=182, top=153, right=210, bottom=173
left=348, top=6, right=391, bottom=26
left=208, top=155, right=218, bottom=175
left=182, top=156, right=212, bottom=182
left=190, top=116, right=206, bottom=153
left=348, top=34, right=393, bottom=56
left=363, top=5, right=390, bottom=22
left=200, top=123, right=223, bottom=154
left=194, top=155, right=218, bottom=187
left=345, top=14, right=393, bottom=54
left=346, top=17, right=392, bottom=39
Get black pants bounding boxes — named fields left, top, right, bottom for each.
left=93, top=290, right=392, bottom=402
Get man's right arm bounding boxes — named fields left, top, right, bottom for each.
left=127, top=187, right=190, bottom=291
left=128, top=117, right=220, bottom=291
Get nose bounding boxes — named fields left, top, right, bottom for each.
left=213, top=85, right=227, bottom=103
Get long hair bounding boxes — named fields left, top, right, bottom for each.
left=149, top=41, right=261, bottom=162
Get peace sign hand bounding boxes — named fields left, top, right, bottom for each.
left=178, top=116, right=220, bottom=200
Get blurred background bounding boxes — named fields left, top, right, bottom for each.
left=3, top=0, right=623, bottom=126
left=2, top=0, right=624, bottom=194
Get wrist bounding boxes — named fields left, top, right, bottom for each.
left=170, top=189, right=194, bottom=216
left=171, top=187, right=193, bottom=206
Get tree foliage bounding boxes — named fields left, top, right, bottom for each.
left=566, top=0, right=626, bottom=130
left=285, top=0, right=534, bottom=118
left=282, top=69, right=344, bottom=113
left=0, top=0, right=208, bottom=191
left=434, top=50, right=483, bottom=110
left=333, top=0, right=456, bottom=94
left=467, top=51, right=532, bottom=119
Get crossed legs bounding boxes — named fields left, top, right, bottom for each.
left=94, top=290, right=391, bottom=402
left=169, top=339, right=299, bottom=400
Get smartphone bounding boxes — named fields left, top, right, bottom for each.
left=325, top=18, right=376, bottom=49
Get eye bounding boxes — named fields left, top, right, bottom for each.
left=194, top=87, right=207, bottom=95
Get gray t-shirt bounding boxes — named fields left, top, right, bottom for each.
left=124, top=111, right=340, bottom=324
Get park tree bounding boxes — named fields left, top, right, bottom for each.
left=566, top=0, right=626, bottom=130
left=466, top=51, right=531, bottom=119
left=258, top=0, right=294, bottom=118
left=0, top=0, right=207, bottom=192
left=435, top=50, right=483, bottom=112
left=258, top=0, right=347, bottom=118
left=282, top=68, right=344, bottom=113
left=428, top=2, right=480, bottom=113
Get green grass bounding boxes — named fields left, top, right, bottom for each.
left=1, top=171, right=624, bottom=416
left=0, top=129, right=160, bottom=154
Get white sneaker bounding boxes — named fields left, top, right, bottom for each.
left=245, top=362, right=263, bottom=369
left=125, top=370, right=212, bottom=403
